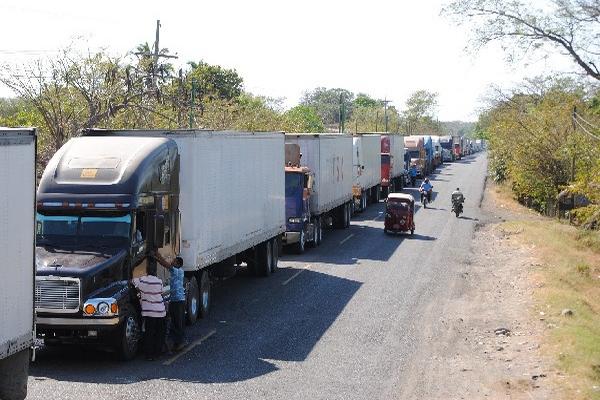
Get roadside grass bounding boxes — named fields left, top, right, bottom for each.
left=499, top=218, right=600, bottom=399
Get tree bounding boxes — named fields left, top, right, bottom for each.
left=402, top=90, right=439, bottom=134
left=282, top=105, right=324, bottom=132
left=300, top=87, right=354, bottom=127
left=444, top=0, right=600, bottom=81
left=354, top=93, right=380, bottom=108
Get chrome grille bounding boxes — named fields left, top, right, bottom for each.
left=35, top=277, right=80, bottom=312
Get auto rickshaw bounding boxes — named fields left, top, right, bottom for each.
left=384, top=193, right=415, bottom=235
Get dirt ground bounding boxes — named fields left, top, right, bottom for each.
left=406, top=182, right=561, bottom=399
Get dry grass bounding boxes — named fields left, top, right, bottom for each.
left=499, top=218, right=600, bottom=399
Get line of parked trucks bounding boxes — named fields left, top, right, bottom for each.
left=0, top=127, right=484, bottom=399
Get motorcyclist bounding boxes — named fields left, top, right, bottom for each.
left=419, top=178, right=433, bottom=203
left=409, top=164, right=417, bottom=186
left=451, top=187, right=465, bottom=214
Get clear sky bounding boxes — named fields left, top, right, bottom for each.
left=0, top=0, right=568, bottom=121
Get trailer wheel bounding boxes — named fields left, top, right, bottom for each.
left=270, top=238, right=279, bottom=273
left=256, top=240, right=272, bottom=276
left=115, top=308, right=140, bottom=361
left=0, top=349, right=29, bottom=400
left=186, top=276, right=200, bottom=325
left=199, top=271, right=211, bottom=318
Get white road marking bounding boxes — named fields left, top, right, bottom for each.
left=339, top=234, right=354, bottom=245
left=373, top=212, right=384, bottom=221
left=163, top=329, right=217, bottom=366
left=282, top=264, right=311, bottom=286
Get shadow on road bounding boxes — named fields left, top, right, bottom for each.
left=30, top=268, right=362, bottom=385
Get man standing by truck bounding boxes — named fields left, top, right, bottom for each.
left=132, top=261, right=167, bottom=361
left=152, top=252, right=187, bottom=351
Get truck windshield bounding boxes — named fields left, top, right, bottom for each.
left=285, top=173, right=303, bottom=198
left=36, top=213, right=132, bottom=242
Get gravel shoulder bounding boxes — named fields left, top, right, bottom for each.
left=399, top=180, right=559, bottom=399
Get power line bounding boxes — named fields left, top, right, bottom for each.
left=574, top=111, right=600, bottom=130
left=573, top=116, right=600, bottom=141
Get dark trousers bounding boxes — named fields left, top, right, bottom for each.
left=143, top=316, right=166, bottom=359
left=169, top=301, right=186, bottom=346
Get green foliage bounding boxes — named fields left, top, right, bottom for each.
left=354, top=93, right=380, bottom=108
left=282, top=105, right=324, bottom=133
left=402, top=90, right=440, bottom=134
left=187, top=61, right=243, bottom=102
left=479, top=77, right=600, bottom=214
left=300, top=87, right=354, bottom=126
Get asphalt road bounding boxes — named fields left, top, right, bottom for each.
left=27, top=153, right=488, bottom=400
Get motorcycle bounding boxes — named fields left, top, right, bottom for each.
left=451, top=198, right=464, bottom=217
left=420, top=188, right=433, bottom=208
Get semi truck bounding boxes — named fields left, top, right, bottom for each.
left=452, top=136, right=463, bottom=160
left=415, top=135, right=434, bottom=174
left=283, top=134, right=353, bottom=253
left=380, top=135, right=406, bottom=197
left=352, top=134, right=381, bottom=212
left=439, top=135, right=455, bottom=161
left=404, top=136, right=426, bottom=177
left=34, top=129, right=285, bottom=360
left=431, top=136, right=442, bottom=167
left=0, top=128, right=36, bottom=400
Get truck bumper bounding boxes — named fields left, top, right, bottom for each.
left=36, top=317, right=120, bottom=328
left=282, top=231, right=300, bottom=245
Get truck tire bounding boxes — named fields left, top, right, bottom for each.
left=0, top=349, right=29, bottom=400
left=186, top=276, right=200, bottom=325
left=256, top=240, right=272, bottom=277
left=343, top=204, right=349, bottom=228
left=333, top=206, right=345, bottom=229
left=115, top=308, right=140, bottom=361
left=270, top=238, right=279, bottom=273
left=294, top=230, right=306, bottom=254
left=375, top=185, right=381, bottom=202
left=199, top=270, right=211, bottom=319
left=361, top=191, right=367, bottom=211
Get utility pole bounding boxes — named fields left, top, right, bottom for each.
left=189, top=78, right=197, bottom=128
left=135, top=20, right=178, bottom=91
left=382, top=98, right=391, bottom=133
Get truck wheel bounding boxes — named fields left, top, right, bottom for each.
left=199, top=270, right=211, bottom=318
left=270, top=238, right=279, bottom=273
left=343, top=204, right=349, bottom=228
left=186, top=276, right=200, bottom=325
left=295, top=230, right=306, bottom=254
left=0, top=349, right=29, bottom=400
left=115, top=309, right=140, bottom=361
left=376, top=185, right=381, bottom=202
left=256, top=240, right=272, bottom=276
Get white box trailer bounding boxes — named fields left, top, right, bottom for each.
left=284, top=134, right=353, bottom=214
left=387, top=135, right=406, bottom=180
left=353, top=134, right=381, bottom=211
left=0, top=128, right=36, bottom=400
left=174, top=131, right=285, bottom=271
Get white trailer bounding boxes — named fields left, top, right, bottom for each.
left=173, top=131, right=285, bottom=272
left=0, top=128, right=36, bottom=400
left=387, top=135, right=406, bottom=182
left=353, top=134, right=381, bottom=211
left=282, top=134, right=353, bottom=252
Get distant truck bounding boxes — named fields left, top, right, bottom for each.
left=431, top=136, right=442, bottom=167
left=380, top=135, right=406, bottom=197
left=35, top=129, right=285, bottom=360
left=0, top=128, right=36, bottom=400
left=439, top=135, right=454, bottom=161
left=353, top=134, right=381, bottom=211
left=404, top=136, right=426, bottom=177
left=283, top=134, right=353, bottom=253
left=452, top=136, right=463, bottom=160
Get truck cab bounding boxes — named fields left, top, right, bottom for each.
left=35, top=133, right=179, bottom=360
left=283, top=143, right=318, bottom=253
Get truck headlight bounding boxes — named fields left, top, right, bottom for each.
left=83, top=298, right=118, bottom=317
left=288, top=217, right=302, bottom=224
